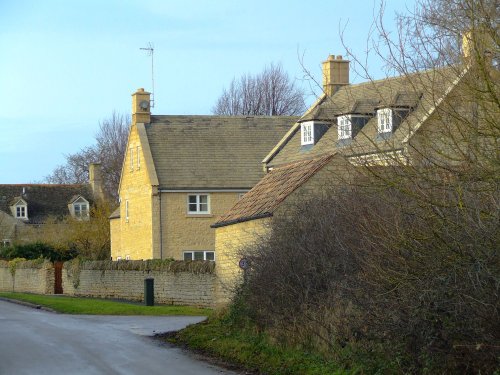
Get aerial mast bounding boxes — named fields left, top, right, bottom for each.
left=140, top=43, right=155, bottom=108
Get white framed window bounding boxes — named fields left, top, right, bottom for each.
left=377, top=108, right=393, bottom=133
left=2, top=239, right=11, bottom=247
left=129, top=148, right=134, bottom=171
left=125, top=200, right=129, bottom=222
left=116, top=256, right=122, bottom=261
left=125, top=255, right=130, bottom=260
left=136, top=146, right=140, bottom=169
left=337, top=115, right=352, bottom=140
left=72, top=198, right=89, bottom=219
left=183, top=251, right=215, bottom=261
left=187, top=194, right=210, bottom=214
left=15, top=204, right=27, bottom=219
left=300, top=122, right=314, bottom=145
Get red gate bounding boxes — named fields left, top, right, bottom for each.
left=54, top=262, right=63, bottom=294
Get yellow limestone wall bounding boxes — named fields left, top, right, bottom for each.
left=111, top=123, right=155, bottom=260
left=214, top=217, right=271, bottom=305
left=161, top=192, right=243, bottom=260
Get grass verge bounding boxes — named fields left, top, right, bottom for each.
left=167, top=314, right=356, bottom=375
left=0, top=292, right=211, bottom=316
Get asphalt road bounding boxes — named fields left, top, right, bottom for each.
left=0, top=300, right=238, bottom=375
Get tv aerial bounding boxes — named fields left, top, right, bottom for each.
left=140, top=42, right=155, bottom=108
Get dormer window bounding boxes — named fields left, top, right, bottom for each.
left=337, top=115, right=352, bottom=140
left=301, top=122, right=314, bottom=145
left=69, top=196, right=90, bottom=220
left=10, top=198, right=28, bottom=220
left=377, top=108, right=393, bottom=133
left=300, top=121, right=329, bottom=146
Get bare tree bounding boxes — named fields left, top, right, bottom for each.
left=45, top=111, right=129, bottom=200
left=212, top=63, right=306, bottom=116
left=226, top=0, right=499, bottom=373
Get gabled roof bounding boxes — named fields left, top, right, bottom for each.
left=212, top=154, right=334, bottom=228
left=144, top=115, right=296, bottom=189
left=68, top=195, right=89, bottom=204
left=0, top=184, right=94, bottom=224
left=267, top=67, right=464, bottom=167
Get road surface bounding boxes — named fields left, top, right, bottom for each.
left=0, top=300, right=238, bottom=375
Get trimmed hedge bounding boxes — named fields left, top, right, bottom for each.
left=64, top=259, right=215, bottom=274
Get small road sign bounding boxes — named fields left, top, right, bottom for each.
left=238, top=258, right=250, bottom=270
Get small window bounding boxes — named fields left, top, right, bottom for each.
left=16, top=205, right=27, bottom=218
left=125, top=255, right=130, bottom=260
left=301, top=122, right=314, bottom=145
left=183, top=251, right=215, bottom=261
left=116, top=256, right=122, bottom=261
left=136, top=146, right=140, bottom=169
left=129, top=148, right=134, bottom=171
left=74, top=202, right=89, bottom=218
left=187, top=194, right=210, bottom=214
left=2, top=239, right=11, bottom=248
left=337, top=115, right=352, bottom=140
left=125, top=200, right=129, bottom=222
left=377, top=108, right=393, bottom=133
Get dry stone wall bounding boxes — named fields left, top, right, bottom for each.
left=0, top=260, right=54, bottom=294
left=0, top=260, right=216, bottom=307
left=63, top=261, right=216, bottom=307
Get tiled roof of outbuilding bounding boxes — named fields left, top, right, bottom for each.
left=0, top=184, right=93, bottom=224
left=212, top=154, right=334, bottom=228
left=145, top=115, right=296, bottom=189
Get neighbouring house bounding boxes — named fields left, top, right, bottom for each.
left=0, top=163, right=105, bottom=247
left=109, top=88, right=296, bottom=261
left=212, top=35, right=498, bottom=303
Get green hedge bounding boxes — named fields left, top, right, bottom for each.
left=63, top=259, right=215, bottom=274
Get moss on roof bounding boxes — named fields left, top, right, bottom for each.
left=0, top=184, right=93, bottom=223
left=212, top=154, right=334, bottom=228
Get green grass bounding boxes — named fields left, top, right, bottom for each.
left=169, top=314, right=357, bottom=375
left=0, top=292, right=211, bottom=316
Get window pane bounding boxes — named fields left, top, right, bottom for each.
left=184, top=252, right=193, bottom=261
left=206, top=252, right=215, bottom=261
left=188, top=195, right=197, bottom=204
left=199, top=195, right=208, bottom=204
left=194, top=252, right=204, bottom=260
left=189, top=203, right=198, bottom=212
left=199, top=203, right=208, bottom=212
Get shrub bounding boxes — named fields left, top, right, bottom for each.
left=236, top=183, right=499, bottom=373
left=0, top=242, right=76, bottom=262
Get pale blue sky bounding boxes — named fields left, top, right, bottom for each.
left=0, top=0, right=415, bottom=183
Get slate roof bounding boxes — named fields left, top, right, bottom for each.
left=145, top=115, right=296, bottom=189
left=212, top=154, right=334, bottom=228
left=0, top=184, right=94, bottom=224
left=268, top=67, right=463, bottom=167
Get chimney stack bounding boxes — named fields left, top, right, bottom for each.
left=322, top=55, right=349, bottom=96
left=89, top=163, right=104, bottom=200
left=462, top=28, right=495, bottom=67
left=132, top=88, right=151, bottom=125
